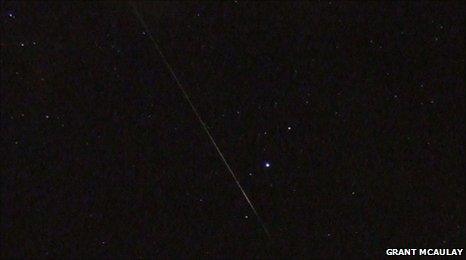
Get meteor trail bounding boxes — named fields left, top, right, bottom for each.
left=129, top=2, right=271, bottom=240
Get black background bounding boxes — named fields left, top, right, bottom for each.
left=1, top=1, right=464, bottom=258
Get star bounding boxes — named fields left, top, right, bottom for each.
left=264, top=162, right=271, bottom=168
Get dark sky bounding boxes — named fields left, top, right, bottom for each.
left=1, top=1, right=464, bottom=258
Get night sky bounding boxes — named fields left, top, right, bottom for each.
left=1, top=1, right=464, bottom=258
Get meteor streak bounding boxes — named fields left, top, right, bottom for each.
left=129, top=1, right=271, bottom=240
